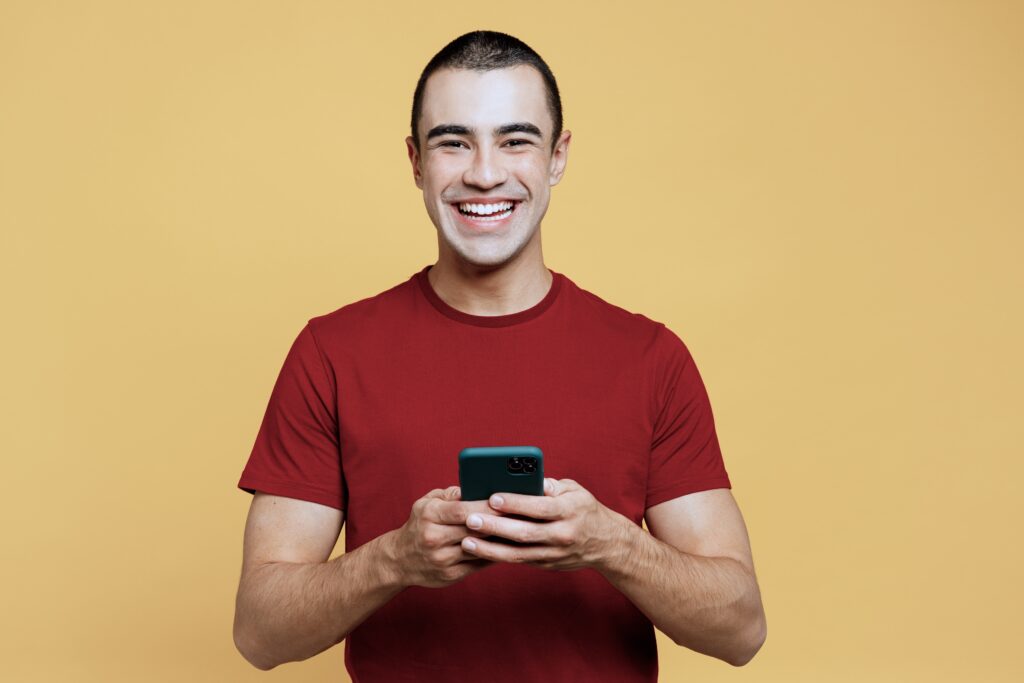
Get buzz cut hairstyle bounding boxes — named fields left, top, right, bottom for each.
left=410, top=30, right=563, bottom=153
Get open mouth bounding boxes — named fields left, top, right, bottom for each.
left=454, top=200, right=518, bottom=222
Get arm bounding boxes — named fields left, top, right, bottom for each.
left=602, top=488, right=767, bottom=666
left=233, top=487, right=497, bottom=670
left=459, top=480, right=767, bottom=667
left=232, top=493, right=404, bottom=670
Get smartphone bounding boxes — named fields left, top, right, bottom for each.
left=458, top=446, right=544, bottom=546
left=458, top=445, right=544, bottom=500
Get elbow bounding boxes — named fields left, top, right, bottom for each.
left=233, top=615, right=278, bottom=671
left=727, top=612, right=767, bottom=667
left=665, top=602, right=767, bottom=667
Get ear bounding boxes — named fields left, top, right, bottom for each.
left=548, top=129, right=572, bottom=186
left=406, top=135, right=423, bottom=189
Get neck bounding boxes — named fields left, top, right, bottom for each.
left=426, top=254, right=553, bottom=317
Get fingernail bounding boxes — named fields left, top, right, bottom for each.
left=464, top=538, right=477, bottom=550
left=490, top=495, right=504, bottom=508
left=467, top=514, right=483, bottom=529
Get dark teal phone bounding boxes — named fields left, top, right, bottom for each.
left=459, top=446, right=544, bottom=546
left=458, top=446, right=544, bottom=500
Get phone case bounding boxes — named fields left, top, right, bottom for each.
left=458, top=446, right=544, bottom=501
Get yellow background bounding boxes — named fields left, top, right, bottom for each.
left=2, top=1, right=1021, bottom=680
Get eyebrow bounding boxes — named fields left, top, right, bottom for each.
left=426, top=122, right=544, bottom=141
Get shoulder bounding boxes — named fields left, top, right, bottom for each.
left=304, top=275, right=419, bottom=348
left=561, top=274, right=679, bottom=356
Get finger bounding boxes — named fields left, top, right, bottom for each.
left=458, top=533, right=500, bottom=561
left=424, top=485, right=466, bottom=502
left=428, top=499, right=504, bottom=525
left=461, top=536, right=564, bottom=564
left=465, top=512, right=552, bottom=544
left=434, top=540, right=492, bottom=564
left=488, top=491, right=563, bottom=520
left=421, top=519, right=492, bottom=549
left=423, top=487, right=448, bottom=500
left=544, top=478, right=581, bottom=496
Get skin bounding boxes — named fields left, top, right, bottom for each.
left=459, top=480, right=767, bottom=666
left=234, top=64, right=766, bottom=671
left=405, top=65, right=571, bottom=317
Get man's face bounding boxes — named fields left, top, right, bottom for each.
left=406, top=66, right=570, bottom=270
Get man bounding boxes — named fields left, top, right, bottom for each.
left=233, top=30, right=766, bottom=681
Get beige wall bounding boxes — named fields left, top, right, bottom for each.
left=2, top=1, right=1021, bottom=680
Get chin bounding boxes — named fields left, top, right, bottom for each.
left=452, top=249, right=515, bottom=269
left=436, top=221, right=538, bottom=269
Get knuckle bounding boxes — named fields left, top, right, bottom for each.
left=420, top=528, right=443, bottom=549
left=552, top=529, right=575, bottom=547
left=440, top=565, right=463, bottom=582
left=421, top=499, right=440, bottom=519
left=450, top=503, right=467, bottom=522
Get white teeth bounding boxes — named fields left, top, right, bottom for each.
left=469, top=208, right=513, bottom=221
left=458, top=201, right=514, bottom=216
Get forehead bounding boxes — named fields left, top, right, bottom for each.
left=419, top=66, right=552, bottom=138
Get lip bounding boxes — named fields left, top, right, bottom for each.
left=450, top=197, right=523, bottom=204
left=449, top=199, right=521, bottom=231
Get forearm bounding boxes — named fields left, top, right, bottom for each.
left=598, top=517, right=766, bottom=666
left=233, top=529, right=405, bottom=670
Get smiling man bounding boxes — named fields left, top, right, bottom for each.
left=233, top=31, right=766, bottom=681
left=411, top=63, right=565, bottom=291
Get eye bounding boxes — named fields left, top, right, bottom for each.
left=505, top=139, right=532, bottom=147
left=439, top=140, right=466, bottom=148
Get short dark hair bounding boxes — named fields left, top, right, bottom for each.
left=410, top=31, right=563, bottom=152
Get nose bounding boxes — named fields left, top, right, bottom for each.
left=462, top=144, right=508, bottom=189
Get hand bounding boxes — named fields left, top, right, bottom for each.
left=460, top=478, right=633, bottom=572
left=391, top=485, right=504, bottom=588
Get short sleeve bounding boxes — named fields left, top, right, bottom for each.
left=645, top=325, right=731, bottom=510
left=237, top=322, right=346, bottom=511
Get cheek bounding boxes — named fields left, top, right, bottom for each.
left=423, top=156, right=463, bottom=186
left=511, top=155, right=552, bottom=186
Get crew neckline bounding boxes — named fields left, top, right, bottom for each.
left=415, top=264, right=564, bottom=328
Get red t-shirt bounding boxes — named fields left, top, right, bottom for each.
left=238, top=264, right=731, bottom=682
